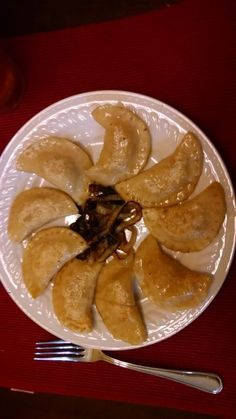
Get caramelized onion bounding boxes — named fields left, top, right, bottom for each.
left=70, top=184, right=142, bottom=263
left=114, top=249, right=135, bottom=266
left=115, top=202, right=142, bottom=232
left=118, top=227, right=137, bottom=253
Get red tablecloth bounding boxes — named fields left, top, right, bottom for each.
left=0, top=0, right=235, bottom=417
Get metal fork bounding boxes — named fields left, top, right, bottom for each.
left=34, top=340, right=223, bottom=394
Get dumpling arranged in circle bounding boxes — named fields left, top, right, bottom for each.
left=95, top=257, right=147, bottom=345
left=116, top=132, right=203, bottom=207
left=22, top=227, right=87, bottom=298
left=8, top=187, right=78, bottom=242
left=86, top=104, right=151, bottom=185
left=16, top=136, right=92, bottom=204
left=143, top=182, right=226, bottom=252
left=134, top=235, right=212, bottom=311
left=53, top=259, right=102, bottom=333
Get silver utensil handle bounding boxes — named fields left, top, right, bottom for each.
left=102, top=354, right=223, bottom=394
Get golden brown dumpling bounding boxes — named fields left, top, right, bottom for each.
left=86, top=104, right=151, bottom=185
left=95, top=258, right=147, bottom=345
left=22, top=227, right=87, bottom=298
left=8, top=187, right=78, bottom=242
left=16, top=136, right=92, bottom=204
left=134, top=235, right=212, bottom=310
left=53, top=259, right=102, bottom=333
left=143, top=182, right=226, bottom=252
left=116, top=132, right=203, bottom=207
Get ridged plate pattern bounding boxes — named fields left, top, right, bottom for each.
left=0, top=91, right=235, bottom=350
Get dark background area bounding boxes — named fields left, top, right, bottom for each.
left=0, top=388, right=217, bottom=419
left=0, top=0, right=178, bottom=37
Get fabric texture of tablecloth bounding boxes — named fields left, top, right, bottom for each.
left=0, top=0, right=235, bottom=417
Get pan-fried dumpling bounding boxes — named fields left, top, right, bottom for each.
left=86, top=104, right=151, bottom=185
left=134, top=235, right=212, bottom=310
left=53, top=259, right=102, bottom=332
left=143, top=182, right=226, bottom=252
left=8, top=187, right=78, bottom=242
left=16, top=136, right=92, bottom=204
left=22, top=227, right=87, bottom=298
left=116, top=132, right=203, bottom=207
left=95, top=258, right=147, bottom=345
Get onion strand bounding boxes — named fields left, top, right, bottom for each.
left=70, top=184, right=142, bottom=263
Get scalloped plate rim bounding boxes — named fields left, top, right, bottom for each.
left=0, top=90, right=235, bottom=350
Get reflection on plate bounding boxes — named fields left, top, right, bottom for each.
left=0, top=90, right=235, bottom=350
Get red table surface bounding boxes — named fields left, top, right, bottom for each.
left=0, top=0, right=235, bottom=417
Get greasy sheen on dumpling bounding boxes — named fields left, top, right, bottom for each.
left=8, top=187, right=78, bottom=243
left=95, top=258, right=147, bottom=345
left=143, top=182, right=226, bottom=252
left=22, top=227, right=87, bottom=298
left=53, top=259, right=102, bottom=333
left=16, top=136, right=92, bottom=204
left=116, top=132, right=203, bottom=207
left=86, top=104, right=151, bottom=185
left=134, top=235, right=212, bottom=310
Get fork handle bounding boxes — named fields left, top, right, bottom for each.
left=101, top=354, right=223, bottom=394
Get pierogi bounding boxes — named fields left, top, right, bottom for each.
left=143, top=182, right=226, bottom=252
left=22, top=227, right=87, bottom=298
left=8, top=187, right=78, bottom=242
left=116, top=132, right=203, bottom=207
left=53, top=259, right=102, bottom=332
left=95, top=258, right=147, bottom=345
left=86, top=104, right=151, bottom=185
left=16, top=136, right=92, bottom=204
left=135, top=235, right=212, bottom=310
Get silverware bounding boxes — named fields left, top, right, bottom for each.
left=34, top=339, right=223, bottom=394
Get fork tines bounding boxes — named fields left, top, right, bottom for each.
left=34, top=339, right=85, bottom=361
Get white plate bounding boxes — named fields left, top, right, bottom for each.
left=0, top=90, right=235, bottom=350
